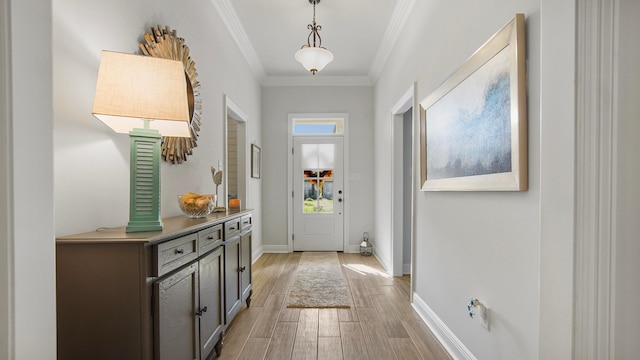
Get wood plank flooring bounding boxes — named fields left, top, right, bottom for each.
left=218, top=252, right=452, bottom=360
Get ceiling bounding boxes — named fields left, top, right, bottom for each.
left=213, top=0, right=416, bottom=86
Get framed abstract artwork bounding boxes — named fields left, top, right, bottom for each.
left=419, top=14, right=527, bottom=191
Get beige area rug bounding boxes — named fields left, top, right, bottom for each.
left=286, top=252, right=351, bottom=308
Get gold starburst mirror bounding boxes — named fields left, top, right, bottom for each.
left=139, top=26, right=202, bottom=164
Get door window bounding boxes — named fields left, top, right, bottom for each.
left=301, top=144, right=335, bottom=214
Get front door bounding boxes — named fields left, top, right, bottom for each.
left=293, top=136, right=344, bottom=251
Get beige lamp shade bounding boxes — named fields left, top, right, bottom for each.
left=92, top=50, right=191, bottom=137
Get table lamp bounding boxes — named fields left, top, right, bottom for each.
left=92, top=50, right=191, bottom=232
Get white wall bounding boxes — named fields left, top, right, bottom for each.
left=261, top=86, right=374, bottom=252
left=52, top=0, right=262, bottom=252
left=373, top=0, right=560, bottom=359
left=538, top=0, right=575, bottom=358
left=614, top=0, right=640, bottom=356
left=0, top=0, right=11, bottom=357
left=5, top=0, right=57, bottom=358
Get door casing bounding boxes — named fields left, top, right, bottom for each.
left=390, top=84, right=415, bottom=285
left=223, top=95, right=248, bottom=208
left=287, top=113, right=350, bottom=252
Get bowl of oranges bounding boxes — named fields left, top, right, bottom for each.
left=177, top=192, right=215, bottom=218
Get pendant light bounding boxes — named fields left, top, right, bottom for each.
left=295, top=0, right=334, bottom=74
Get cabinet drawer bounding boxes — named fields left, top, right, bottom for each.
left=199, top=224, right=223, bottom=255
left=224, top=218, right=242, bottom=239
left=154, top=233, right=198, bottom=277
left=240, top=215, right=252, bottom=231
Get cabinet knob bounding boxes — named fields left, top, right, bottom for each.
left=175, top=248, right=184, bottom=254
left=239, top=266, right=246, bottom=272
left=207, top=235, right=214, bottom=240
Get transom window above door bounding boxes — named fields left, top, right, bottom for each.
left=293, top=119, right=344, bottom=135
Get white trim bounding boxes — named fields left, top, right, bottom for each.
left=389, top=84, right=415, bottom=277
left=574, top=0, right=617, bottom=359
left=0, top=0, right=13, bottom=356
left=368, top=0, right=417, bottom=80
left=412, top=293, right=476, bottom=360
left=372, top=245, right=391, bottom=273
left=402, top=263, right=411, bottom=275
left=213, top=0, right=266, bottom=82
left=223, top=95, right=249, bottom=210
left=263, top=75, right=373, bottom=87
left=212, top=0, right=415, bottom=86
left=251, top=246, right=264, bottom=264
left=287, top=113, right=350, bottom=253
left=260, top=245, right=289, bottom=253
left=226, top=96, right=248, bottom=121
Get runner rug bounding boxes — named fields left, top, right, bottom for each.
left=286, top=252, right=351, bottom=308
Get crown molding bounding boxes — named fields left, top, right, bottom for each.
left=368, top=0, right=416, bottom=80
left=262, top=75, right=373, bottom=87
left=212, top=0, right=266, bottom=82
left=214, top=0, right=415, bottom=86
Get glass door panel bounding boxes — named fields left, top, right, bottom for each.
left=293, top=136, right=344, bottom=251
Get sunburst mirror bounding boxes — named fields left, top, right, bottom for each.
left=139, top=26, right=202, bottom=164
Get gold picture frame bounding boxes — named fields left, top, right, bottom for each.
left=420, top=14, right=527, bottom=191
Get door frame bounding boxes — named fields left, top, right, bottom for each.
left=390, top=84, right=416, bottom=279
left=573, top=0, right=617, bottom=358
left=0, top=0, right=13, bottom=355
left=223, top=95, right=248, bottom=208
left=287, top=113, right=350, bottom=252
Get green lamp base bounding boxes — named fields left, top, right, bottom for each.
left=126, top=127, right=163, bottom=233
left=126, top=220, right=163, bottom=233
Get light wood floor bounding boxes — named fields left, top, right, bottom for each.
left=218, top=252, right=452, bottom=360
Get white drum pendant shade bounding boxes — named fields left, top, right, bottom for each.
left=295, top=46, right=334, bottom=74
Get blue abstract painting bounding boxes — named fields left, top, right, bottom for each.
left=426, top=46, right=512, bottom=180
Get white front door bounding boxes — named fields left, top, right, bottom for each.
left=293, top=137, right=344, bottom=251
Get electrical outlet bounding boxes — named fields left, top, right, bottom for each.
left=467, top=298, right=490, bottom=331
left=480, top=307, right=490, bottom=331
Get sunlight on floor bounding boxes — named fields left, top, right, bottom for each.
left=342, top=263, right=392, bottom=278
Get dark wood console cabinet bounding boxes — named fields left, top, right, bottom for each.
left=56, top=210, right=252, bottom=360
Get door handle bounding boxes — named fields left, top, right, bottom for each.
left=196, top=306, right=208, bottom=316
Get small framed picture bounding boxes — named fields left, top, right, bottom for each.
left=251, top=144, right=261, bottom=179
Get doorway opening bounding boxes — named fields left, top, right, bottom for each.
left=224, top=95, right=248, bottom=208
left=391, top=85, right=415, bottom=287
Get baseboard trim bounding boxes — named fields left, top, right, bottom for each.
left=261, top=245, right=289, bottom=253
left=372, top=246, right=392, bottom=274
left=261, top=244, right=362, bottom=254
left=403, top=263, right=411, bottom=274
left=252, top=246, right=264, bottom=264
left=412, top=293, right=477, bottom=360
left=346, top=244, right=360, bottom=253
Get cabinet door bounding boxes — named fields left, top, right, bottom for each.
left=240, top=230, right=252, bottom=303
left=154, top=263, right=199, bottom=360
left=198, top=247, right=224, bottom=359
left=224, top=235, right=241, bottom=324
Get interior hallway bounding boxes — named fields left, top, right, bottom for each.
left=219, top=252, right=451, bottom=360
